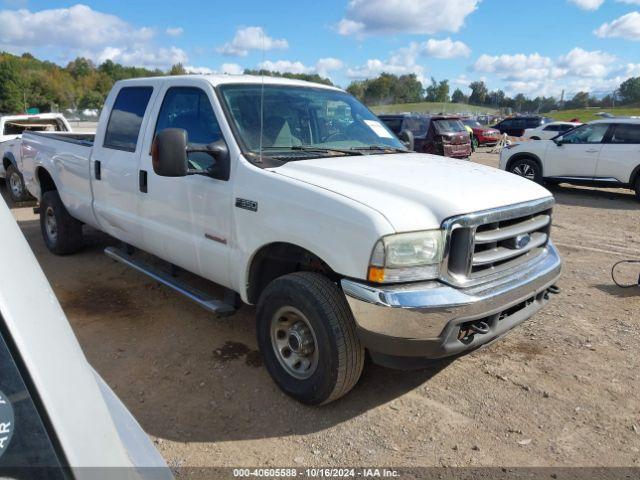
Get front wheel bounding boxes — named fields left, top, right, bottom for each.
left=508, top=158, right=542, bottom=183
left=5, top=164, right=33, bottom=203
left=256, top=272, right=364, bottom=405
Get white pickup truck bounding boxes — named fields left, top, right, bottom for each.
left=21, top=75, right=562, bottom=405
left=0, top=113, right=72, bottom=202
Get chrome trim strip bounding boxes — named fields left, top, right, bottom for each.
left=474, top=214, right=550, bottom=244
left=473, top=232, right=548, bottom=266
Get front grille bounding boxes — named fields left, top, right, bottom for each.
left=442, top=198, right=554, bottom=286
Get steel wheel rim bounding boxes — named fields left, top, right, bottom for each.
left=9, top=172, right=22, bottom=197
left=270, top=306, right=319, bottom=380
left=45, top=206, right=58, bottom=243
left=512, top=163, right=535, bottom=180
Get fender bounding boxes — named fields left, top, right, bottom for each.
left=506, top=152, right=544, bottom=176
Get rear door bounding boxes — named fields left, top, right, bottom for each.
left=542, top=123, right=611, bottom=178
left=595, top=123, right=640, bottom=182
left=91, top=85, right=156, bottom=246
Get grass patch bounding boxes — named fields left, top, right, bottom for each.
left=548, top=107, right=640, bottom=122
left=370, top=102, right=498, bottom=115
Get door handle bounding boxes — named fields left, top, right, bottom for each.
left=94, top=160, right=101, bottom=180
left=139, top=170, right=147, bottom=193
left=586, top=149, right=599, bottom=153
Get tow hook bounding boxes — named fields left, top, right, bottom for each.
left=458, top=320, right=490, bottom=343
left=544, top=284, right=561, bottom=300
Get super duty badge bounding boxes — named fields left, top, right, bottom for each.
left=0, top=390, right=14, bottom=458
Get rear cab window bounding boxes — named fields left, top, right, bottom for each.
left=609, top=123, right=640, bottom=144
left=103, top=86, right=154, bottom=152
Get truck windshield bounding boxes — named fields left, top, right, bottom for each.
left=434, top=119, right=466, bottom=134
left=218, top=84, right=407, bottom=160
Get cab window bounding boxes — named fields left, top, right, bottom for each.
left=609, top=124, right=640, bottom=144
left=103, top=87, right=153, bottom=152
left=154, top=87, right=223, bottom=174
left=561, top=123, right=609, bottom=144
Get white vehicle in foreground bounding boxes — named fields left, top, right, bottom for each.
left=523, top=121, right=581, bottom=141
left=21, top=75, right=562, bottom=405
left=500, top=118, right=640, bottom=201
left=0, top=113, right=72, bottom=202
left=0, top=197, right=171, bottom=478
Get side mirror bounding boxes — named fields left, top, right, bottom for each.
left=152, top=128, right=188, bottom=177
left=553, top=136, right=564, bottom=146
left=398, top=129, right=415, bottom=151
left=202, top=139, right=230, bottom=181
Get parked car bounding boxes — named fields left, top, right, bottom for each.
left=461, top=118, right=501, bottom=146
left=523, top=121, right=582, bottom=141
left=378, top=114, right=472, bottom=159
left=21, top=75, right=562, bottom=405
left=500, top=118, right=640, bottom=201
left=0, top=113, right=72, bottom=202
left=493, top=116, right=555, bottom=137
left=0, top=196, right=171, bottom=478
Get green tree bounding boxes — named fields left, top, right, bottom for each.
left=468, top=81, right=488, bottom=106
left=0, top=57, right=25, bottom=112
left=169, top=63, right=187, bottom=75
left=618, top=76, right=640, bottom=105
left=567, top=91, right=590, bottom=109
left=66, top=57, right=95, bottom=78
left=451, top=88, right=467, bottom=104
left=394, top=74, right=423, bottom=103
left=78, top=90, right=104, bottom=110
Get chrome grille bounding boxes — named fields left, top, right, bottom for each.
left=442, top=198, right=554, bottom=286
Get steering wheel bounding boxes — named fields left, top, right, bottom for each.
left=324, top=132, right=349, bottom=142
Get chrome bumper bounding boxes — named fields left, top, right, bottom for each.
left=341, top=242, right=562, bottom=359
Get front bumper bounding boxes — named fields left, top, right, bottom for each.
left=341, top=243, right=561, bottom=361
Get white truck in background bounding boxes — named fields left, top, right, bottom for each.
left=0, top=113, right=72, bottom=202
left=21, top=75, right=562, bottom=405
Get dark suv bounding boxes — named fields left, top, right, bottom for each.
left=493, top=116, right=554, bottom=137
left=378, top=114, right=472, bottom=159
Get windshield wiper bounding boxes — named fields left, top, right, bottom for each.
left=350, top=145, right=410, bottom=154
left=291, top=145, right=365, bottom=156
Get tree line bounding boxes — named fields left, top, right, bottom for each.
left=1, top=50, right=639, bottom=114
left=346, top=73, right=640, bottom=113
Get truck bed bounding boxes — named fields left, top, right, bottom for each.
left=27, top=131, right=95, bottom=147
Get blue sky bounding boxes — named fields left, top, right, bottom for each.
left=1, top=0, right=639, bottom=98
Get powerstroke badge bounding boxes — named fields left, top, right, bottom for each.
left=0, top=390, right=14, bottom=458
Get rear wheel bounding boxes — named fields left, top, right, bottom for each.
left=5, top=164, right=32, bottom=202
left=508, top=158, right=542, bottom=183
left=40, top=190, right=84, bottom=255
left=256, top=272, right=364, bottom=405
left=634, top=176, right=640, bottom=202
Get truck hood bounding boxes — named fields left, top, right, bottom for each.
left=273, top=153, right=552, bottom=232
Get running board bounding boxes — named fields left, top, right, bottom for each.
left=104, top=247, right=236, bottom=317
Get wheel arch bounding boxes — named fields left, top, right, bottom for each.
left=2, top=152, right=16, bottom=171
left=246, top=242, right=338, bottom=305
left=629, top=164, right=640, bottom=187
left=506, top=152, right=544, bottom=176
left=35, top=166, right=58, bottom=197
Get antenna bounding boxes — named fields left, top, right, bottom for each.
left=258, top=29, right=266, bottom=163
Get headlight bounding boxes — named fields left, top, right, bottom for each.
left=368, top=230, right=444, bottom=283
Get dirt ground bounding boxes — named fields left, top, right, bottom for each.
left=2, top=149, right=639, bottom=470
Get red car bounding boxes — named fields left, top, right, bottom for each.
left=462, top=118, right=500, bottom=146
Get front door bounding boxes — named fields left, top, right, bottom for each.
left=543, top=123, right=611, bottom=178
left=137, top=83, right=234, bottom=287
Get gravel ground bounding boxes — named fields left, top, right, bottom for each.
left=2, top=148, right=639, bottom=471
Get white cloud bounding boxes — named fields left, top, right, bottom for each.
left=165, top=27, right=183, bottom=37
left=98, top=46, right=188, bottom=70
left=595, top=12, right=640, bottom=40
left=422, top=38, right=471, bottom=58
left=218, top=26, right=288, bottom=57
left=258, top=60, right=312, bottom=74
left=0, top=4, right=154, bottom=49
left=316, top=57, right=344, bottom=78
left=567, top=0, right=604, bottom=10
left=185, top=63, right=244, bottom=75
left=557, top=47, right=616, bottom=77
left=474, top=53, right=554, bottom=81
left=338, top=0, right=479, bottom=36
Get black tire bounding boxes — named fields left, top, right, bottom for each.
left=530, top=136, right=541, bottom=140
left=5, top=163, right=33, bottom=202
left=634, top=176, right=640, bottom=202
left=256, top=272, right=364, bottom=405
left=508, top=157, right=542, bottom=183
left=40, top=190, right=84, bottom=255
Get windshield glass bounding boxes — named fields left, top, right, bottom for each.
left=434, top=119, right=466, bottom=133
left=219, top=84, right=406, bottom=158
left=402, top=117, right=430, bottom=136
left=463, top=120, right=482, bottom=129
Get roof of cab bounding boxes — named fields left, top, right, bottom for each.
left=589, top=117, right=640, bottom=124
left=115, top=74, right=343, bottom=91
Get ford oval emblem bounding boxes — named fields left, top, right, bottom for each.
left=515, top=233, right=531, bottom=249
